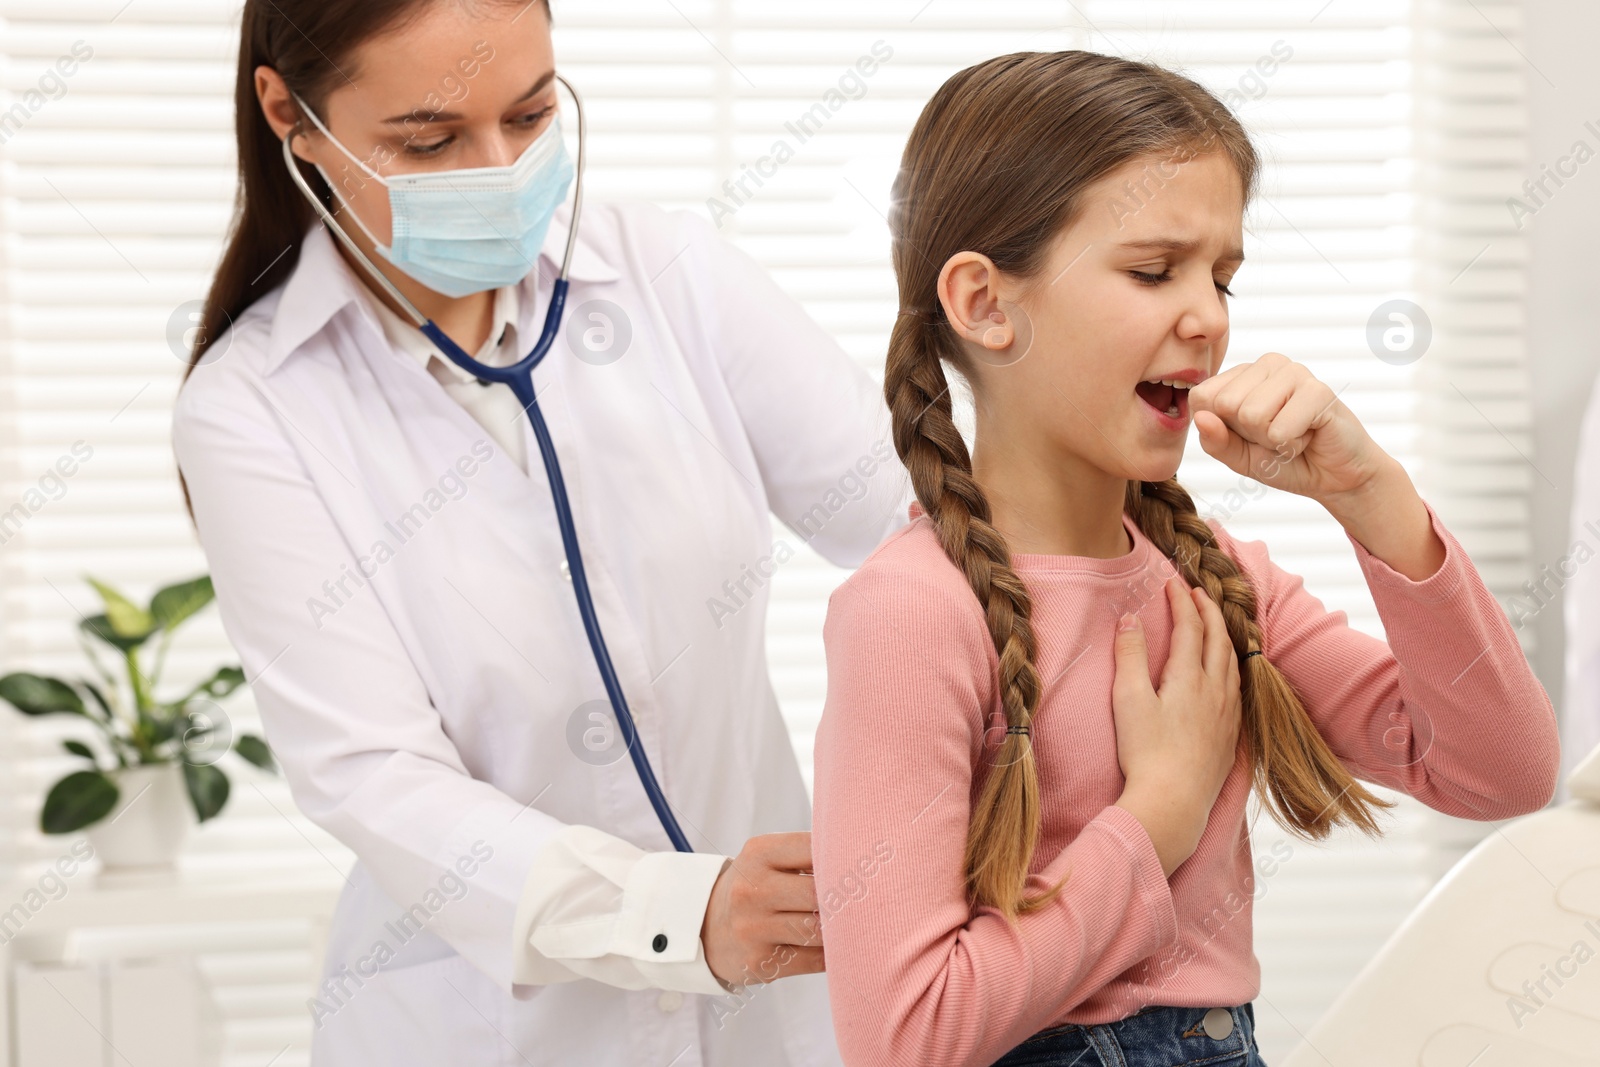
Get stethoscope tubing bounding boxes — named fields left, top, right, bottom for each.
left=281, top=75, right=694, bottom=854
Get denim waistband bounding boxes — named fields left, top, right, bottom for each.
left=991, top=1002, right=1263, bottom=1067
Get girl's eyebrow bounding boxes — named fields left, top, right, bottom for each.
left=1118, top=236, right=1246, bottom=265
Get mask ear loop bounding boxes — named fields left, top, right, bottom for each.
left=314, top=159, right=388, bottom=253
left=281, top=118, right=427, bottom=327
left=289, top=94, right=391, bottom=253
left=290, top=90, right=387, bottom=184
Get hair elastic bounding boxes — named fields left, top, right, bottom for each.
left=1005, top=725, right=1030, bottom=736
left=1243, top=649, right=1263, bottom=659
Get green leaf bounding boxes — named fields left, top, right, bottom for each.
left=147, top=712, right=181, bottom=746
left=0, top=673, right=86, bottom=717
left=81, top=613, right=152, bottom=652
left=86, top=577, right=156, bottom=640
left=81, top=682, right=114, bottom=721
left=150, top=576, right=214, bottom=633
left=41, top=770, right=119, bottom=834
left=182, top=761, right=229, bottom=822
left=234, top=734, right=277, bottom=772
left=189, top=665, right=246, bottom=702
left=62, top=739, right=95, bottom=761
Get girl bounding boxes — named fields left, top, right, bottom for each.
left=173, top=1, right=909, bottom=1063
left=811, top=50, right=1561, bottom=1067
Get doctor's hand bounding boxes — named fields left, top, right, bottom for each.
left=700, top=831, right=824, bottom=989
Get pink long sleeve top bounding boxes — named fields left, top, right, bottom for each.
left=811, top=498, right=1561, bottom=1067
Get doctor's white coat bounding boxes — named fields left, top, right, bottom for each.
left=172, top=200, right=913, bottom=1066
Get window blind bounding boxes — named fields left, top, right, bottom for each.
left=0, top=1, right=1535, bottom=1063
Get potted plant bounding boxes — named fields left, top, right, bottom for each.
left=0, top=574, right=276, bottom=869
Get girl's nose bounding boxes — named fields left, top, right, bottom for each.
left=1180, top=280, right=1230, bottom=344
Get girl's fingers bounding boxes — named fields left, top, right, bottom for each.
left=1163, top=576, right=1203, bottom=679
left=1192, top=585, right=1231, bottom=683
left=1188, top=361, right=1248, bottom=414
left=1265, top=377, right=1338, bottom=451
left=1231, top=365, right=1301, bottom=446
left=1200, top=355, right=1274, bottom=422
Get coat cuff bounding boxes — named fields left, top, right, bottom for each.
left=623, top=850, right=733, bottom=994
left=510, top=822, right=732, bottom=993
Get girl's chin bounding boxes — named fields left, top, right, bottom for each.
left=1128, top=440, right=1185, bottom=482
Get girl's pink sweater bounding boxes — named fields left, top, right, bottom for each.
left=812, top=499, right=1560, bottom=1067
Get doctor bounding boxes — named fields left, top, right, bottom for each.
left=171, top=1, right=911, bottom=1064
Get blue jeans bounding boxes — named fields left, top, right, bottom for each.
left=990, top=1003, right=1266, bottom=1067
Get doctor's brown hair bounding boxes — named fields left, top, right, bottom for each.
left=885, top=51, right=1394, bottom=920
left=177, top=0, right=549, bottom=514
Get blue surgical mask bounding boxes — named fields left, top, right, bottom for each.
left=291, top=91, right=575, bottom=298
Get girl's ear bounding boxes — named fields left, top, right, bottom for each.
left=937, top=252, right=1036, bottom=370
left=937, top=251, right=1016, bottom=353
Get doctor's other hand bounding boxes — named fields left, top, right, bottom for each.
left=700, top=831, right=824, bottom=988
left=1109, top=578, right=1242, bottom=880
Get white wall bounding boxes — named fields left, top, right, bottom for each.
left=1525, top=0, right=1600, bottom=794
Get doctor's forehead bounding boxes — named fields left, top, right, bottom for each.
left=331, top=0, right=555, bottom=120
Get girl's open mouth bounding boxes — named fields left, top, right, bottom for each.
left=1135, top=379, right=1190, bottom=429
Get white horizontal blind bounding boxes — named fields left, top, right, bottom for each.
left=0, top=1, right=1533, bottom=1065
left=1407, top=0, right=1544, bottom=1036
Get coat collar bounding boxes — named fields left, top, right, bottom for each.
left=359, top=280, right=523, bottom=385
left=264, top=201, right=619, bottom=377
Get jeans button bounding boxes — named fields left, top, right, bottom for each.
left=1202, top=1007, right=1233, bottom=1039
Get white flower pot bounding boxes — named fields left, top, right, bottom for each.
left=86, top=762, right=195, bottom=872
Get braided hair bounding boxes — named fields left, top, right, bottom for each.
left=887, top=308, right=1054, bottom=915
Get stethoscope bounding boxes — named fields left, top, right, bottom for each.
left=281, top=74, right=694, bottom=854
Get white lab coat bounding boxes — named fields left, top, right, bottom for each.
left=171, top=200, right=913, bottom=1066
